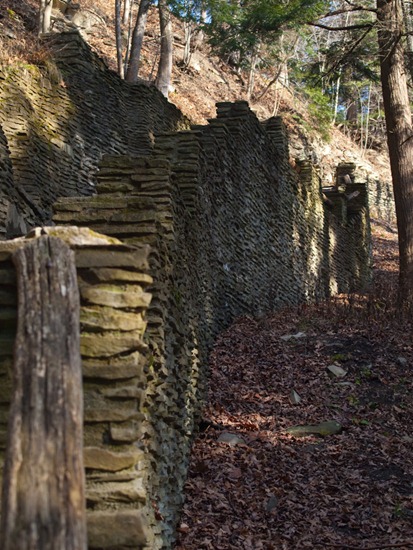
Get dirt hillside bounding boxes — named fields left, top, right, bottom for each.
left=0, top=0, right=391, bottom=186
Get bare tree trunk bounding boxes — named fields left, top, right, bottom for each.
left=183, top=20, right=192, bottom=67
left=377, top=0, right=413, bottom=304
left=247, top=44, right=259, bottom=101
left=192, top=8, right=208, bottom=52
left=402, top=0, right=413, bottom=82
left=126, top=0, right=151, bottom=82
left=155, top=0, right=173, bottom=98
left=115, top=0, right=124, bottom=79
left=363, top=82, right=372, bottom=151
left=0, top=236, right=86, bottom=550
left=123, top=0, right=132, bottom=25
left=38, top=0, right=53, bottom=35
left=346, top=100, right=358, bottom=125
left=332, top=72, right=341, bottom=124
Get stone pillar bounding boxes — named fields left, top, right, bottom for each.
left=0, top=226, right=152, bottom=550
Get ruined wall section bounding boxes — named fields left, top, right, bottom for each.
left=0, top=31, right=188, bottom=234
left=367, top=176, right=395, bottom=223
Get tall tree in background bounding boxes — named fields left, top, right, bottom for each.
left=38, top=0, right=53, bottom=35
left=115, top=0, right=125, bottom=78
left=168, top=0, right=206, bottom=67
left=125, top=0, right=152, bottom=82
left=402, top=0, right=413, bottom=81
left=155, top=0, right=173, bottom=96
left=116, top=0, right=173, bottom=96
left=377, top=0, right=413, bottom=304
left=306, top=0, right=413, bottom=304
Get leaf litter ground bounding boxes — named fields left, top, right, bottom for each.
left=175, top=221, right=413, bottom=550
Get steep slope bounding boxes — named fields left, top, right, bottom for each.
left=0, top=0, right=391, bottom=191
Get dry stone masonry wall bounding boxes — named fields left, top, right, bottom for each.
left=0, top=226, right=155, bottom=549
left=0, top=30, right=375, bottom=550
left=0, top=31, right=188, bottom=234
left=52, top=102, right=371, bottom=548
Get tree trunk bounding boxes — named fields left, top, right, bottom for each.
left=377, top=0, right=413, bottom=304
left=332, top=73, right=341, bottom=125
left=0, top=236, right=86, bottom=550
left=123, top=0, right=132, bottom=26
left=247, top=46, right=259, bottom=101
left=115, top=0, right=124, bottom=78
left=346, top=100, right=358, bottom=125
left=363, top=82, right=372, bottom=151
left=155, top=0, right=173, bottom=98
left=38, top=0, right=53, bottom=35
left=183, top=20, right=192, bottom=67
left=126, top=0, right=151, bottom=82
left=402, top=0, right=413, bottom=82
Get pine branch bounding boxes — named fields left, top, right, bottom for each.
left=308, top=21, right=374, bottom=31
left=321, top=6, right=377, bottom=18
left=317, top=23, right=376, bottom=82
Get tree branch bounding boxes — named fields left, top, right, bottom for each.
left=308, top=22, right=374, bottom=31
left=321, top=6, right=377, bottom=18
left=318, top=23, right=376, bottom=81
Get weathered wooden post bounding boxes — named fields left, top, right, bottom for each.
left=0, top=236, right=86, bottom=550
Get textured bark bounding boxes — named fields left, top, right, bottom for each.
left=125, top=0, right=151, bottom=82
left=402, top=0, right=413, bottom=82
left=123, top=0, right=132, bottom=25
left=115, top=0, right=124, bottom=78
left=155, top=0, right=173, bottom=97
left=0, top=237, right=86, bottom=550
left=377, top=0, right=413, bottom=304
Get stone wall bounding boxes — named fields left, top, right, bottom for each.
left=367, top=176, right=395, bottom=223
left=51, top=102, right=371, bottom=548
left=0, top=29, right=374, bottom=550
left=0, top=226, right=154, bottom=549
left=0, top=31, right=189, bottom=234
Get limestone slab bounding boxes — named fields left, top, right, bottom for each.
left=75, top=247, right=150, bottom=269
left=110, top=421, right=140, bottom=443
left=89, top=268, right=153, bottom=285
left=80, top=283, right=152, bottom=309
left=80, top=331, right=147, bottom=357
left=82, top=352, right=144, bottom=380
left=86, top=477, right=146, bottom=504
left=80, top=306, right=147, bottom=332
left=83, top=446, right=144, bottom=471
left=101, top=386, right=143, bottom=399
left=84, top=404, right=140, bottom=423
left=87, top=510, right=148, bottom=548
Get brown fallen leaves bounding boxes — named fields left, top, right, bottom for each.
left=175, top=221, right=413, bottom=550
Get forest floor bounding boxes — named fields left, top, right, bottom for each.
left=175, top=221, right=413, bottom=550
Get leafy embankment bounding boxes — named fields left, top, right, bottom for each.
left=176, top=223, right=413, bottom=550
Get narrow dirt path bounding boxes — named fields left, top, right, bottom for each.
left=176, top=222, right=413, bottom=550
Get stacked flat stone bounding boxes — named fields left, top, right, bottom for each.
left=0, top=31, right=189, bottom=234
left=54, top=156, right=197, bottom=549
left=51, top=101, right=372, bottom=549
left=0, top=226, right=153, bottom=550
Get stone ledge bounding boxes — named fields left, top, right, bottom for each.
left=84, top=446, right=144, bottom=471
left=87, top=509, right=148, bottom=548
